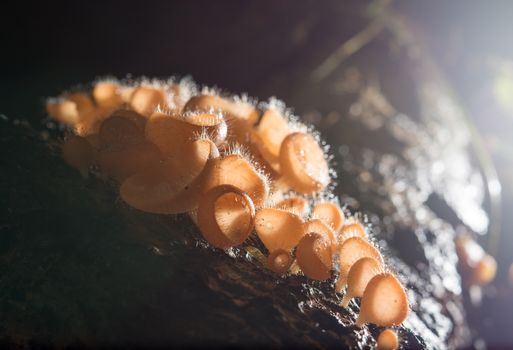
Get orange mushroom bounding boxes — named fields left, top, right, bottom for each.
left=253, top=109, right=290, bottom=173
left=303, top=219, right=337, bottom=255
left=296, top=232, right=332, bottom=281
left=99, top=115, right=144, bottom=148
left=129, top=86, right=167, bottom=117
left=267, top=249, right=293, bottom=274
left=356, top=272, right=409, bottom=327
left=340, top=257, right=383, bottom=307
left=312, top=201, right=345, bottom=232
left=120, top=138, right=219, bottom=214
left=145, top=111, right=226, bottom=158
left=197, top=185, right=255, bottom=249
left=338, top=222, right=367, bottom=245
left=336, top=237, right=383, bottom=292
left=93, top=81, right=123, bottom=109
left=255, top=207, right=304, bottom=252
left=201, top=154, right=269, bottom=207
left=377, top=329, right=399, bottom=350
left=279, top=132, right=330, bottom=194
left=275, top=196, right=309, bottom=216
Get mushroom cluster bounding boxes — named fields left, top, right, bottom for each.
left=47, top=78, right=409, bottom=335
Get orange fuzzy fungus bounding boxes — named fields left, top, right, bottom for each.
left=275, top=196, right=309, bottom=216
left=255, top=208, right=304, bottom=252
left=336, top=237, right=383, bottom=292
left=129, top=86, right=167, bottom=117
left=340, top=257, right=383, bottom=307
left=356, top=272, right=409, bottom=327
left=456, top=235, right=497, bottom=286
left=93, top=82, right=123, bottom=109
left=377, top=329, right=399, bottom=350
left=201, top=154, right=269, bottom=207
left=120, top=139, right=219, bottom=214
left=145, top=112, right=227, bottom=158
left=338, top=222, right=367, bottom=245
left=296, top=232, right=332, bottom=281
left=279, top=132, right=329, bottom=194
left=62, top=135, right=94, bottom=177
left=267, top=249, right=293, bottom=274
left=254, top=109, right=290, bottom=173
left=183, top=95, right=258, bottom=144
left=471, top=254, right=497, bottom=286
left=97, top=141, right=161, bottom=181
left=312, top=201, right=345, bottom=232
left=303, top=219, right=337, bottom=256
left=47, top=99, right=81, bottom=125
left=99, top=115, right=144, bottom=148
left=197, top=185, right=255, bottom=249
left=49, top=78, right=412, bottom=330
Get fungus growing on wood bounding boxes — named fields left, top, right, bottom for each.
left=340, top=257, right=382, bottom=307
left=267, top=249, right=293, bottom=274
left=377, top=329, right=399, bottom=350
left=312, top=201, right=345, bottom=231
left=255, top=208, right=304, bottom=252
left=296, top=232, right=332, bottom=281
left=356, top=272, right=409, bottom=327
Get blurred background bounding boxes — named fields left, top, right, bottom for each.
left=1, top=1, right=513, bottom=348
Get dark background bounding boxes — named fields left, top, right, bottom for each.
left=2, top=1, right=513, bottom=348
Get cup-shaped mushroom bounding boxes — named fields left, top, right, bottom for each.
left=267, top=249, right=293, bottom=274
left=254, top=110, right=290, bottom=173
left=255, top=208, right=305, bottom=252
left=145, top=112, right=226, bottom=158
left=197, top=184, right=255, bottom=249
left=303, top=219, right=337, bottom=256
left=279, top=132, right=330, bottom=194
left=120, top=139, right=219, bottom=214
left=97, top=141, right=161, bottom=181
left=471, top=254, right=497, bottom=286
left=296, top=232, right=333, bottom=281
left=312, top=202, right=345, bottom=232
left=356, top=272, right=409, bottom=327
left=47, top=99, right=80, bottom=125
left=66, top=93, right=95, bottom=119
left=276, top=196, right=309, bottom=216
left=62, top=135, right=94, bottom=177
left=377, top=329, right=399, bottom=350
left=99, top=115, right=144, bottom=148
left=338, top=222, right=367, bottom=245
left=202, top=154, right=269, bottom=207
left=183, top=95, right=258, bottom=145
left=340, top=257, right=383, bottom=307
left=336, top=237, right=383, bottom=292
left=129, top=86, right=167, bottom=117
left=93, top=82, right=123, bottom=109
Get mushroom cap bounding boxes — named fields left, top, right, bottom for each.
left=357, top=272, right=409, bottom=327
left=130, top=86, right=167, bottom=117
left=267, top=249, right=293, bottom=274
left=303, top=219, right=337, bottom=256
left=296, top=232, right=333, bottom=281
left=275, top=196, right=309, bottom=216
left=120, top=139, right=219, bottom=213
left=99, top=115, right=144, bottom=148
left=197, top=184, right=255, bottom=249
left=201, top=154, right=269, bottom=207
left=255, top=207, right=305, bottom=252
left=145, top=111, right=226, bottom=158
left=341, top=257, right=383, bottom=307
left=93, top=82, right=123, bottom=108
left=312, top=202, right=345, bottom=232
left=377, top=329, right=399, bottom=350
left=336, top=237, right=383, bottom=292
left=279, top=132, right=330, bottom=194
left=338, top=222, right=367, bottom=245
